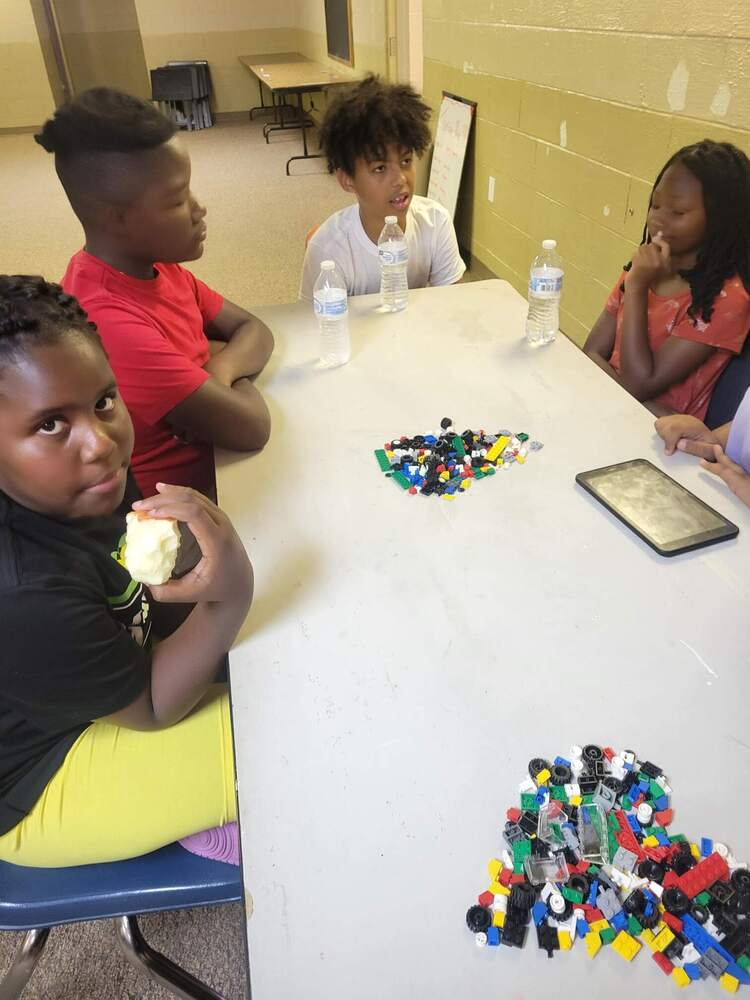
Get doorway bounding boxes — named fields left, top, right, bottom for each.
left=386, top=0, right=423, bottom=90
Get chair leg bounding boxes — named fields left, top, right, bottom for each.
left=114, top=916, right=228, bottom=1000
left=0, top=928, right=51, bottom=1000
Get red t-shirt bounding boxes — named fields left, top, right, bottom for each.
left=605, top=271, right=750, bottom=420
left=62, top=250, right=223, bottom=498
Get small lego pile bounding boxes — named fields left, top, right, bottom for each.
left=465, top=744, right=750, bottom=991
left=374, top=417, right=542, bottom=499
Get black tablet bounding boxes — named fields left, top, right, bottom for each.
left=576, top=458, right=739, bottom=556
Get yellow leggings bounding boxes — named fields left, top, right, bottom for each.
left=0, top=686, right=236, bottom=868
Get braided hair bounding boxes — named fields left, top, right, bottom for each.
left=0, top=275, right=101, bottom=368
left=627, top=140, right=750, bottom=323
left=318, top=74, right=432, bottom=176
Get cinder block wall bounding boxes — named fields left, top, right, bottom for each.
left=422, top=1, right=750, bottom=345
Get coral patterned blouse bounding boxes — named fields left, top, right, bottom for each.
left=605, top=272, right=750, bottom=419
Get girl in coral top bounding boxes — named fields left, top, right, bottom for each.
left=584, top=140, right=750, bottom=419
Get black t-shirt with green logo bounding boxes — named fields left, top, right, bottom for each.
left=0, top=476, right=152, bottom=836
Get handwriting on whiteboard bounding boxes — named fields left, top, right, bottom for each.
left=427, top=95, right=475, bottom=219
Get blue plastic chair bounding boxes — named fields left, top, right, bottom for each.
left=0, top=843, right=243, bottom=999
left=706, top=333, right=750, bottom=429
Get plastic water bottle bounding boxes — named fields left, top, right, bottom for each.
left=378, top=215, right=408, bottom=312
left=313, top=260, right=350, bottom=367
left=525, top=239, right=563, bottom=345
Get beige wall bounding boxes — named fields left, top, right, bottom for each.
left=135, top=0, right=297, bottom=113
left=54, top=0, right=150, bottom=99
left=294, top=0, right=387, bottom=77
left=422, top=0, right=750, bottom=346
left=0, top=1, right=55, bottom=130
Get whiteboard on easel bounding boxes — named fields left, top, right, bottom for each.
left=427, top=92, right=476, bottom=219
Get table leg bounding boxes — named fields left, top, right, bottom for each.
left=285, top=91, right=325, bottom=175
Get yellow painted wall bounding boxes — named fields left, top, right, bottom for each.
left=0, top=0, right=55, bottom=129
left=422, top=0, right=750, bottom=345
left=135, top=0, right=297, bottom=113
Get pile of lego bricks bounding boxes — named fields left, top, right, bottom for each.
left=465, top=744, right=750, bottom=991
left=373, top=417, right=542, bottom=499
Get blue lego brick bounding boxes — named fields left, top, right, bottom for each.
left=655, top=832, right=671, bottom=847
left=627, top=815, right=642, bottom=836
left=684, top=963, right=702, bottom=981
left=611, top=911, right=628, bottom=932
left=701, top=838, right=713, bottom=857
left=653, top=795, right=669, bottom=811
left=576, top=918, right=590, bottom=939
left=587, top=879, right=599, bottom=906
left=487, top=926, right=500, bottom=946
left=638, top=780, right=650, bottom=793
left=554, top=756, right=571, bottom=768
left=532, top=901, right=547, bottom=926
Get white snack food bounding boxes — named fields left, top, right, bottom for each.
left=124, top=512, right=181, bottom=586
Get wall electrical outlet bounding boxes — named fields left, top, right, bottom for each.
left=488, top=175, right=495, bottom=203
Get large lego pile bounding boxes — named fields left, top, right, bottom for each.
left=465, top=744, right=750, bottom=990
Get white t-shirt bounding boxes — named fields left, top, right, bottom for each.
left=299, top=195, right=466, bottom=301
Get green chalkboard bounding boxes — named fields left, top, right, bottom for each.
left=324, top=0, right=353, bottom=67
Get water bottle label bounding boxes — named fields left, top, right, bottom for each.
left=529, top=272, right=563, bottom=295
left=314, top=294, right=348, bottom=317
left=379, top=244, right=408, bottom=266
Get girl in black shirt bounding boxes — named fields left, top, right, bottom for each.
left=0, top=276, right=252, bottom=866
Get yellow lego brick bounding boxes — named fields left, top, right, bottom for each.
left=590, top=919, right=610, bottom=933
left=652, top=926, right=675, bottom=953
left=460, top=479, right=471, bottom=490
left=516, top=454, right=526, bottom=464
left=570, top=795, right=582, bottom=806
left=494, top=883, right=511, bottom=897
left=485, top=435, right=509, bottom=463
left=488, top=880, right=505, bottom=895
left=585, top=931, right=602, bottom=958
left=641, top=928, right=655, bottom=945
left=690, top=843, right=701, bottom=860
left=671, top=968, right=691, bottom=988
left=536, top=767, right=551, bottom=785
left=642, top=835, right=659, bottom=847
left=558, top=931, right=573, bottom=950
left=612, top=931, right=641, bottom=962
left=386, top=451, right=394, bottom=459
left=492, top=911, right=505, bottom=928
left=487, top=858, right=503, bottom=880
left=439, top=471, right=450, bottom=481
left=720, top=973, right=739, bottom=994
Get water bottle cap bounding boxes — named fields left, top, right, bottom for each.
left=320, top=260, right=335, bottom=270
left=542, top=239, right=557, bottom=250
left=384, top=215, right=397, bottom=224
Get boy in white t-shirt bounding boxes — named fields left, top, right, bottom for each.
left=299, top=75, right=465, bottom=301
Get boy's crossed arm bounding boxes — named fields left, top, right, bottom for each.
left=167, top=299, right=274, bottom=453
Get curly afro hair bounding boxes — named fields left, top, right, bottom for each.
left=317, top=74, right=432, bottom=176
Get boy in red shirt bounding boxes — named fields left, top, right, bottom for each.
left=36, top=88, right=273, bottom=498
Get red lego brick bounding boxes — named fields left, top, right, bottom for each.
left=643, top=846, right=670, bottom=862
left=506, top=807, right=522, bottom=822
left=478, top=890, right=494, bottom=907
left=655, top=808, right=673, bottom=826
left=662, top=870, right=680, bottom=889
left=677, top=852, right=730, bottom=899
left=613, top=809, right=628, bottom=831
left=580, top=905, right=604, bottom=923
left=603, top=747, right=615, bottom=760
left=509, top=874, right=526, bottom=885
left=653, top=952, right=674, bottom=975
left=499, top=868, right=513, bottom=887
left=616, top=828, right=646, bottom=859
left=662, top=912, right=683, bottom=934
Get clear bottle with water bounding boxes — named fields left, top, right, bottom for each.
left=313, top=260, right=350, bottom=367
left=525, top=239, right=564, bottom=345
left=378, top=215, right=409, bottom=312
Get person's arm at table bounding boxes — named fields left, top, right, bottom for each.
left=655, top=414, right=732, bottom=459
left=584, top=309, right=620, bottom=378
left=701, top=444, right=750, bottom=507
left=204, top=299, right=274, bottom=384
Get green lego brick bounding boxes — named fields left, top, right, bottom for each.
left=520, top=794, right=539, bottom=811
left=582, top=794, right=594, bottom=805
left=600, top=928, right=616, bottom=945
left=737, top=954, right=750, bottom=970
left=644, top=825, right=667, bottom=838
left=485, top=467, right=496, bottom=475
left=668, top=833, right=687, bottom=843
left=512, top=839, right=532, bottom=874
left=517, top=433, right=529, bottom=442
left=473, top=469, right=486, bottom=480
left=374, top=448, right=391, bottom=472
left=607, top=813, right=619, bottom=830
left=696, top=891, right=711, bottom=905
left=649, top=780, right=663, bottom=799
left=628, top=916, right=643, bottom=936
left=551, top=786, right=567, bottom=801
left=392, top=471, right=410, bottom=489
left=621, top=796, right=633, bottom=810
left=452, top=435, right=465, bottom=457
left=562, top=887, right=584, bottom=904
left=588, top=864, right=600, bottom=874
